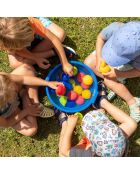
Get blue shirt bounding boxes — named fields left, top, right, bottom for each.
left=100, top=22, right=140, bottom=69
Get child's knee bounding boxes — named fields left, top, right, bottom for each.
left=20, top=64, right=36, bottom=76
left=24, top=126, right=38, bottom=137
left=84, top=54, right=96, bottom=69
left=84, top=57, right=91, bottom=67
left=59, top=146, right=69, bottom=157
left=129, top=119, right=137, bottom=131
left=58, top=28, right=66, bottom=42
left=9, top=58, right=22, bottom=69
left=59, top=149, right=69, bottom=157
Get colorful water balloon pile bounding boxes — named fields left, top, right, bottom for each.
left=55, top=66, right=94, bottom=107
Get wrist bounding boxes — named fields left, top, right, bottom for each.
left=62, top=59, right=69, bottom=65
left=45, top=81, right=49, bottom=87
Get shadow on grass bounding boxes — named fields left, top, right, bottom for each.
left=64, top=36, right=77, bottom=51
left=33, top=117, right=60, bottom=140
left=126, top=78, right=140, bottom=98
left=33, top=116, right=80, bottom=147
left=129, top=124, right=140, bottom=157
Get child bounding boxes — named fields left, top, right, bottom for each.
left=58, top=86, right=137, bottom=157
left=0, top=17, right=75, bottom=76
left=0, top=63, right=62, bottom=137
left=84, top=21, right=140, bottom=122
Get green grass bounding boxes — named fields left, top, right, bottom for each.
left=0, top=17, right=140, bottom=156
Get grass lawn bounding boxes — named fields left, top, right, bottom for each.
left=0, top=17, right=140, bottom=157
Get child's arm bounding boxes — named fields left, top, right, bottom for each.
left=15, top=48, right=38, bottom=60
left=0, top=73, right=62, bottom=90
left=96, top=33, right=106, bottom=69
left=96, top=22, right=124, bottom=72
left=102, top=66, right=140, bottom=80
left=42, top=29, right=74, bottom=76
left=0, top=104, right=41, bottom=127
left=12, top=49, right=51, bottom=70
left=16, top=48, right=51, bottom=60
left=100, top=98, right=137, bottom=137
left=59, top=115, right=78, bottom=157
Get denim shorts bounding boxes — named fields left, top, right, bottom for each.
left=69, top=147, right=94, bottom=157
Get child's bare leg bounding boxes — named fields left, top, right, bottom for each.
left=84, top=53, right=137, bottom=106
left=11, top=64, right=39, bottom=136
left=84, top=53, right=104, bottom=78
left=100, top=98, right=137, bottom=137
left=12, top=112, right=38, bottom=136
left=48, top=23, right=66, bottom=42
left=59, top=120, right=68, bottom=157
left=32, top=22, right=66, bottom=55
left=59, top=115, right=78, bottom=157
left=8, top=54, right=35, bottom=69
left=104, top=78, right=136, bottom=106
left=11, top=64, right=39, bottom=103
left=14, top=89, right=39, bottom=136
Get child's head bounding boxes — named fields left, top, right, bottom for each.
left=0, top=17, right=34, bottom=51
left=82, top=110, right=126, bottom=157
left=102, top=21, right=140, bottom=67
left=0, top=75, right=17, bottom=108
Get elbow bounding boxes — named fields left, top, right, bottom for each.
left=128, top=119, right=137, bottom=135
left=59, top=150, right=68, bottom=157
left=131, top=119, right=138, bottom=131
left=59, top=147, right=69, bottom=157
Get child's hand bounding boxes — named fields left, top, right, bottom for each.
left=103, top=67, right=118, bottom=80
left=36, top=58, right=51, bottom=69
left=24, top=103, right=42, bottom=116
left=47, top=81, right=63, bottom=90
left=63, top=62, right=74, bottom=76
left=96, top=56, right=104, bottom=72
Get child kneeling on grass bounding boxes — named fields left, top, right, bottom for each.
left=0, top=64, right=62, bottom=137
left=0, top=17, right=75, bottom=76
left=84, top=21, right=140, bottom=122
left=58, top=85, right=137, bottom=157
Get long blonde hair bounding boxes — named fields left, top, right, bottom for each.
left=0, top=17, right=34, bottom=51
left=0, top=75, right=17, bottom=108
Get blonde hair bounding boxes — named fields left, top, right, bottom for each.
left=0, top=17, right=34, bottom=51
left=0, top=75, right=17, bottom=108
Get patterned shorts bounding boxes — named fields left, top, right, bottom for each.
left=82, top=110, right=126, bottom=157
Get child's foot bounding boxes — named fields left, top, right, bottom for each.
left=92, top=82, right=107, bottom=109
left=39, top=104, right=55, bottom=118
left=129, top=98, right=140, bottom=123
left=54, top=108, right=68, bottom=126
left=63, top=45, right=76, bottom=58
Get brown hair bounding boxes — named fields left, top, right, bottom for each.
left=0, top=17, right=34, bottom=51
left=0, top=75, right=17, bottom=108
